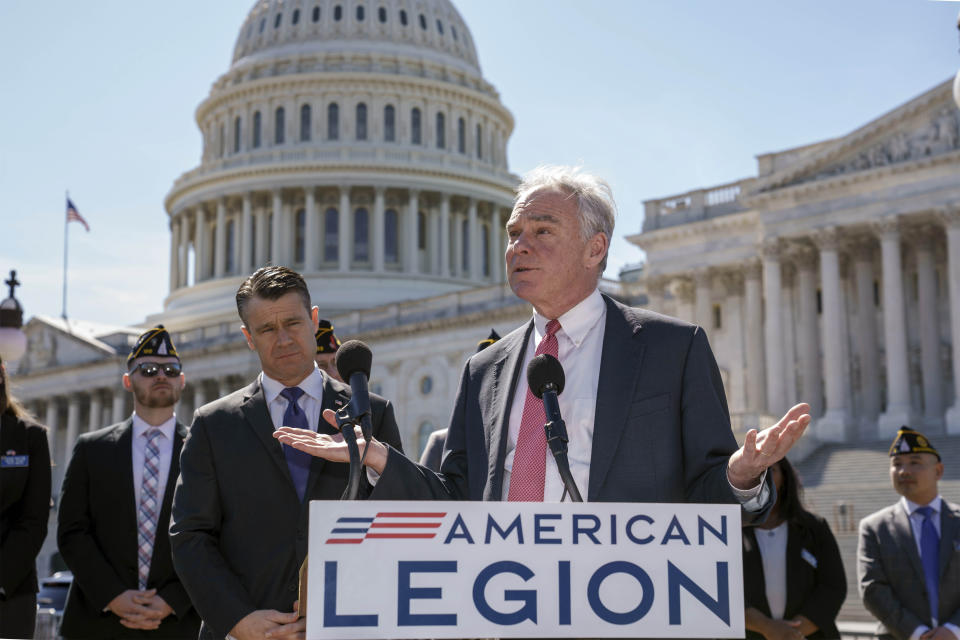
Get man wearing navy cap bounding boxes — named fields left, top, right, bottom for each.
left=314, top=319, right=342, bottom=382
left=58, top=326, right=200, bottom=639
left=859, top=427, right=960, bottom=640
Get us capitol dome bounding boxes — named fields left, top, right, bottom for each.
left=163, top=0, right=517, bottom=324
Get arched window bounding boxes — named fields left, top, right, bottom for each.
left=378, top=7, right=387, bottom=22
left=482, top=224, right=490, bottom=277
left=461, top=218, right=469, bottom=273
left=294, top=209, right=306, bottom=263
left=418, top=211, right=427, bottom=250
left=292, top=9, right=300, bottom=24
left=234, top=116, right=242, bottom=153
left=457, top=117, right=465, bottom=153
left=385, top=209, right=399, bottom=263
left=411, top=107, right=421, bottom=145
left=476, top=123, right=482, bottom=159
left=327, top=103, right=339, bottom=140
left=435, top=112, right=445, bottom=149
left=452, top=25, right=458, bottom=40
left=252, top=111, right=262, bottom=148
left=259, top=18, right=266, bottom=33
left=334, top=5, right=342, bottom=21
left=275, top=107, right=285, bottom=144
left=219, top=124, right=225, bottom=157
left=300, top=104, right=311, bottom=142
left=419, top=13, right=427, bottom=29
left=353, top=208, right=369, bottom=262
left=226, top=220, right=236, bottom=273
left=324, top=208, right=339, bottom=262
left=383, top=105, right=395, bottom=142
left=356, top=5, right=365, bottom=20
left=312, top=6, right=320, bottom=22
left=274, top=13, right=282, bottom=28
left=436, top=19, right=443, bottom=35
left=399, top=9, right=408, bottom=25
left=355, top=103, right=367, bottom=141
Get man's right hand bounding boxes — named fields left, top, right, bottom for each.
left=107, top=589, right=163, bottom=630
left=274, top=408, right=388, bottom=474
left=229, top=608, right=302, bottom=640
left=760, top=618, right=805, bottom=640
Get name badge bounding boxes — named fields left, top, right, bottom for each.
left=801, top=548, right=818, bottom=568
left=1, top=455, right=29, bottom=468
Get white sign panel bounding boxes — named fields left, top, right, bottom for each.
left=306, top=501, right=743, bottom=639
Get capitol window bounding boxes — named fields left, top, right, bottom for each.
left=411, top=107, right=421, bottom=145
left=385, top=209, right=399, bottom=263
left=324, top=208, right=339, bottom=262
left=354, top=208, right=370, bottom=262
left=420, top=376, right=433, bottom=395
left=300, top=104, right=311, bottom=142
left=252, top=111, right=262, bottom=148
left=419, top=13, right=426, bottom=30
left=476, top=124, right=483, bottom=159
left=378, top=7, right=387, bottom=23
left=292, top=9, right=300, bottom=25
left=461, top=219, right=469, bottom=273
left=233, top=117, right=242, bottom=153
left=334, top=5, right=342, bottom=21
left=356, top=5, right=365, bottom=21
left=274, top=13, right=282, bottom=28
left=482, top=225, right=490, bottom=277
left=356, top=103, right=368, bottom=141
left=435, top=112, right=445, bottom=149
left=384, top=105, right=395, bottom=142
left=452, top=25, right=458, bottom=40
left=457, top=117, right=465, bottom=154
left=418, top=212, right=427, bottom=250
left=312, top=6, right=320, bottom=22
left=327, top=103, right=339, bottom=140
left=275, top=107, right=285, bottom=145
left=436, top=19, right=443, bottom=35
left=259, top=18, right=265, bottom=33
left=399, top=9, right=408, bottom=26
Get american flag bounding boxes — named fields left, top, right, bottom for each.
left=325, top=512, right=447, bottom=544
left=66, top=198, right=90, bottom=232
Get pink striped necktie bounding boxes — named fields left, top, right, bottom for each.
left=508, top=319, right=561, bottom=502
left=137, top=428, right=162, bottom=590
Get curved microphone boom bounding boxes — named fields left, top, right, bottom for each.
left=335, top=340, right=374, bottom=500
left=527, top=354, right=582, bottom=502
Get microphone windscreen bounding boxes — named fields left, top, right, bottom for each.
left=336, top=340, right=373, bottom=381
left=527, top=353, right=565, bottom=399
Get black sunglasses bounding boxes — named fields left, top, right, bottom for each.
left=131, top=362, right=182, bottom=378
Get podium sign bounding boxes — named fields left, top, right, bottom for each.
left=307, top=501, right=743, bottom=639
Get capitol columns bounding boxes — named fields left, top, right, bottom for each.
left=339, top=187, right=351, bottom=272
left=256, top=197, right=270, bottom=268
left=793, top=244, right=822, bottom=419
left=913, top=225, right=943, bottom=423
left=271, top=190, right=284, bottom=267
left=874, top=215, right=915, bottom=433
left=65, top=395, right=81, bottom=464
left=761, top=238, right=786, bottom=417
left=373, top=187, right=385, bottom=272
left=88, top=391, right=102, bottom=433
left=215, top=198, right=227, bottom=279
left=941, top=206, right=960, bottom=434
left=720, top=269, right=747, bottom=411
left=489, top=206, right=502, bottom=283
left=194, top=204, right=207, bottom=283
left=693, top=268, right=712, bottom=331
left=240, top=192, right=252, bottom=274
left=44, top=400, right=58, bottom=460
left=812, top=226, right=849, bottom=441
left=439, top=193, right=451, bottom=278
left=111, top=387, right=126, bottom=424
left=178, top=213, right=190, bottom=287
left=304, top=187, right=317, bottom=272
left=468, top=199, right=480, bottom=281
left=851, top=238, right=881, bottom=424
left=645, top=275, right=667, bottom=312
left=405, top=190, right=419, bottom=274
left=743, top=258, right=766, bottom=413
left=169, top=217, right=180, bottom=293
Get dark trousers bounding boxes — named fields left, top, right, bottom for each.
left=0, top=591, right=37, bottom=639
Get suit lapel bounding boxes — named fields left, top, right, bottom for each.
left=111, top=421, right=139, bottom=576
left=940, top=500, right=960, bottom=578
left=241, top=379, right=296, bottom=491
left=783, top=520, right=803, bottom=616
left=485, top=321, right=534, bottom=501
left=588, top=296, right=646, bottom=500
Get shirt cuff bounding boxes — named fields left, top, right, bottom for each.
left=910, top=625, right=931, bottom=640
left=728, top=468, right=768, bottom=512
left=944, top=623, right=960, bottom=640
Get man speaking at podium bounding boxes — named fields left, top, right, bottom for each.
left=277, top=165, right=810, bottom=513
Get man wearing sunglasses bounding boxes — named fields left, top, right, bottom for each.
left=57, top=326, right=201, bottom=639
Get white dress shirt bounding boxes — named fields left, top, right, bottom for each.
left=754, top=522, right=789, bottom=620
left=260, top=365, right=325, bottom=434
left=131, top=413, right=177, bottom=506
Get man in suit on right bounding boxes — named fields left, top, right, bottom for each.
left=859, top=427, right=960, bottom=640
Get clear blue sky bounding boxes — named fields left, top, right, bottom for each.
left=1, top=1, right=958, bottom=327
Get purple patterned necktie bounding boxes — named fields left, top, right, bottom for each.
left=137, top=428, right=163, bottom=590
left=916, top=505, right=940, bottom=624
left=280, top=387, right=312, bottom=501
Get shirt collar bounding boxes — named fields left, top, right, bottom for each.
left=901, top=495, right=943, bottom=517
left=131, top=412, right=177, bottom=440
left=260, top=364, right=325, bottom=405
left=533, top=288, right=605, bottom=348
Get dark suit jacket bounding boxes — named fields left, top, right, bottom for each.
left=374, top=295, right=772, bottom=513
left=743, top=512, right=846, bottom=639
left=0, top=412, right=51, bottom=598
left=859, top=499, right=960, bottom=640
left=170, top=374, right=403, bottom=640
left=57, top=419, right=199, bottom=639
left=419, top=428, right=447, bottom=472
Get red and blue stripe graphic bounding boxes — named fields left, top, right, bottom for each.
left=325, top=512, right=447, bottom=544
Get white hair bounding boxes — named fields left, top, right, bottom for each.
left=514, top=165, right=616, bottom=271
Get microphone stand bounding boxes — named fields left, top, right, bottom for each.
left=541, top=382, right=583, bottom=502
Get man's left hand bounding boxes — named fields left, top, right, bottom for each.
left=728, top=403, right=811, bottom=490
left=131, top=592, right=173, bottom=621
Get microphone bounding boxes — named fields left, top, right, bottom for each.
left=334, top=340, right=374, bottom=500
left=526, top=354, right=582, bottom=502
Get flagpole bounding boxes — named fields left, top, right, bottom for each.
left=62, top=190, right=69, bottom=320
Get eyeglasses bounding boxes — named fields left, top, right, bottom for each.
left=131, top=362, right=182, bottom=378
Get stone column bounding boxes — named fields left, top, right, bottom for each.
left=875, top=216, right=915, bottom=432
left=762, top=240, right=786, bottom=416
left=489, top=206, right=502, bottom=283
left=194, top=205, right=207, bottom=283
left=852, top=241, right=881, bottom=426
left=794, top=248, right=822, bottom=418
left=406, top=190, right=419, bottom=274
left=468, top=199, right=480, bottom=281
left=673, top=277, right=695, bottom=323
left=215, top=198, right=227, bottom=278
left=645, top=275, right=667, bottom=312
left=428, top=206, right=440, bottom=276
left=219, top=378, right=233, bottom=399
left=913, top=228, right=943, bottom=423
left=169, top=218, right=179, bottom=292
left=694, top=268, right=712, bottom=330
left=373, top=187, right=385, bottom=272
left=451, top=210, right=462, bottom=278
left=814, top=227, right=850, bottom=441
left=339, top=188, right=351, bottom=272
left=721, top=271, right=747, bottom=412
left=112, top=388, right=127, bottom=424
left=304, top=187, right=317, bottom=271
left=941, top=208, right=960, bottom=433
left=439, top=194, right=451, bottom=278
left=178, top=213, right=189, bottom=287
left=271, top=191, right=284, bottom=266
left=65, top=395, right=81, bottom=461
left=256, top=204, right=269, bottom=268
left=88, top=391, right=102, bottom=432
left=240, top=193, right=253, bottom=273
left=744, top=259, right=767, bottom=412
left=44, top=400, right=58, bottom=460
